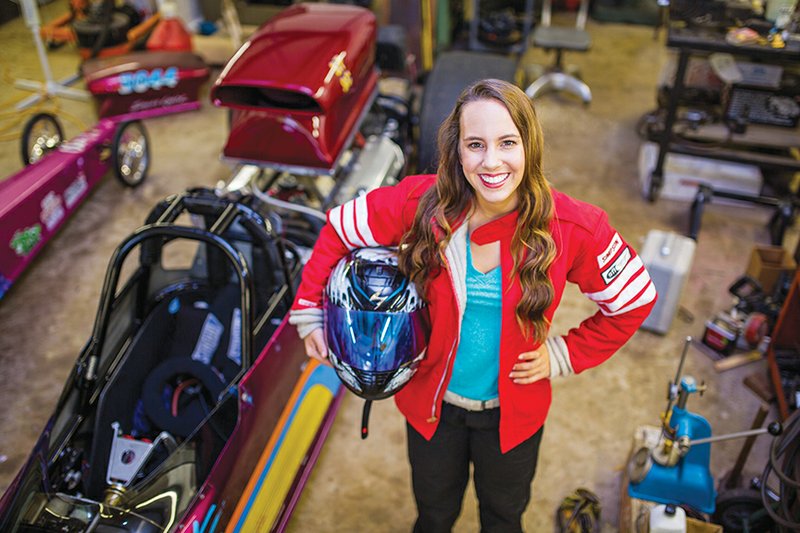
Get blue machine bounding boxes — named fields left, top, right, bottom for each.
left=627, top=337, right=781, bottom=515
left=628, top=377, right=716, bottom=513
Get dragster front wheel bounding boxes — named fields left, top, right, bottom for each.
left=21, top=112, right=63, bottom=166
left=112, top=120, right=150, bottom=188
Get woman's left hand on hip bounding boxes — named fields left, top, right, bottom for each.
left=509, top=344, right=550, bottom=384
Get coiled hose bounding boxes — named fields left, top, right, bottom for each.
left=760, top=409, right=800, bottom=530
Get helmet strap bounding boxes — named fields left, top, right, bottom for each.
left=360, top=399, right=373, bottom=439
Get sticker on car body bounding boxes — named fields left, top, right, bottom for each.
left=10, top=224, right=42, bottom=256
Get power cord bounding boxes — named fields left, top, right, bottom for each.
left=759, top=409, right=800, bottom=530
left=0, top=57, right=89, bottom=144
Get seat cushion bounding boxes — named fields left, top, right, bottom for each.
left=532, top=26, right=590, bottom=51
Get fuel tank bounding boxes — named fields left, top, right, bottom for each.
left=211, top=3, right=379, bottom=174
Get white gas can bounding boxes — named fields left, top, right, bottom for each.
left=639, top=230, right=696, bottom=334
left=649, top=504, right=687, bottom=533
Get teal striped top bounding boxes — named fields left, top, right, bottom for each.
left=447, top=238, right=501, bottom=401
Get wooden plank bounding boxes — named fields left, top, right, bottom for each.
left=620, top=425, right=661, bottom=533
left=713, top=350, right=763, bottom=372
left=744, top=371, right=776, bottom=402
left=766, top=269, right=800, bottom=420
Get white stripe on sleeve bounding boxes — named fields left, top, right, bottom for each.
left=600, top=268, right=652, bottom=313
left=354, top=194, right=379, bottom=247
left=341, top=200, right=367, bottom=248
left=328, top=204, right=356, bottom=250
left=602, top=282, right=657, bottom=316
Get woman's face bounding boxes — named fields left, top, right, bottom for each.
left=459, top=98, right=525, bottom=218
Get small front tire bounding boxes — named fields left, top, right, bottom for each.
left=21, top=112, right=63, bottom=166
left=112, top=120, right=150, bottom=188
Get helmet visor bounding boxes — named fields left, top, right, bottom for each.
left=325, top=305, right=428, bottom=372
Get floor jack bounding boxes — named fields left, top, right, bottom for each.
left=627, top=337, right=782, bottom=515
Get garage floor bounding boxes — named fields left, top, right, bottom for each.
left=0, top=4, right=797, bottom=531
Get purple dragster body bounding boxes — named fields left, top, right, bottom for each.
left=0, top=120, right=114, bottom=295
left=83, top=51, right=210, bottom=119
left=0, top=51, right=210, bottom=300
left=0, top=115, right=150, bottom=300
left=0, top=188, right=344, bottom=532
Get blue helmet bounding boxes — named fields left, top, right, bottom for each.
left=325, top=247, right=429, bottom=401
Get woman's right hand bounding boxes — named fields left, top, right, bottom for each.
left=303, top=327, right=331, bottom=366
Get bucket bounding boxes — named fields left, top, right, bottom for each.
left=147, top=2, right=193, bottom=52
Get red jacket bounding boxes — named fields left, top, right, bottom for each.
left=290, top=175, right=656, bottom=452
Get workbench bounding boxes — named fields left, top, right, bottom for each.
left=645, top=24, right=800, bottom=244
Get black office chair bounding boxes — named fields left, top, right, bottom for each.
left=525, top=0, right=592, bottom=104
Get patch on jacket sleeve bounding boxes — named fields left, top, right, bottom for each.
left=596, top=232, right=623, bottom=268
left=584, top=253, right=656, bottom=316
left=601, top=247, right=631, bottom=284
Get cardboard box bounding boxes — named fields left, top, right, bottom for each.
left=687, top=517, right=723, bottom=533
left=745, top=245, right=797, bottom=294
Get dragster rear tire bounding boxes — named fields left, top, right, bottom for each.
left=112, top=120, right=150, bottom=188
left=417, top=51, right=518, bottom=174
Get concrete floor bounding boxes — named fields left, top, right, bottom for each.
left=0, top=4, right=797, bottom=532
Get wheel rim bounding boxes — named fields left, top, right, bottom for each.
left=118, top=124, right=148, bottom=184
left=719, top=502, right=763, bottom=531
left=27, top=117, right=61, bottom=164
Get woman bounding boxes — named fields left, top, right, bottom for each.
left=289, top=79, right=656, bottom=532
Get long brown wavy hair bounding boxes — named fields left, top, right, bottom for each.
left=398, top=79, right=556, bottom=342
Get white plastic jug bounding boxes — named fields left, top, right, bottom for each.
left=765, top=0, right=797, bottom=27
left=649, top=504, right=687, bottom=533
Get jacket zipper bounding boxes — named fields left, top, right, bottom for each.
left=429, top=242, right=463, bottom=422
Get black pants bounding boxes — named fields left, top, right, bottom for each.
left=407, top=402, right=544, bottom=533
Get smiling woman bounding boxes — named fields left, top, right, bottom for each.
left=288, top=78, right=657, bottom=532
left=458, top=97, right=528, bottom=276
left=459, top=98, right=526, bottom=219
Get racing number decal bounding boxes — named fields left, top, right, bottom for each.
left=118, top=67, right=179, bottom=95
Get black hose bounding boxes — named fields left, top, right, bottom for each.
left=361, top=399, right=372, bottom=440
left=760, top=410, right=800, bottom=530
